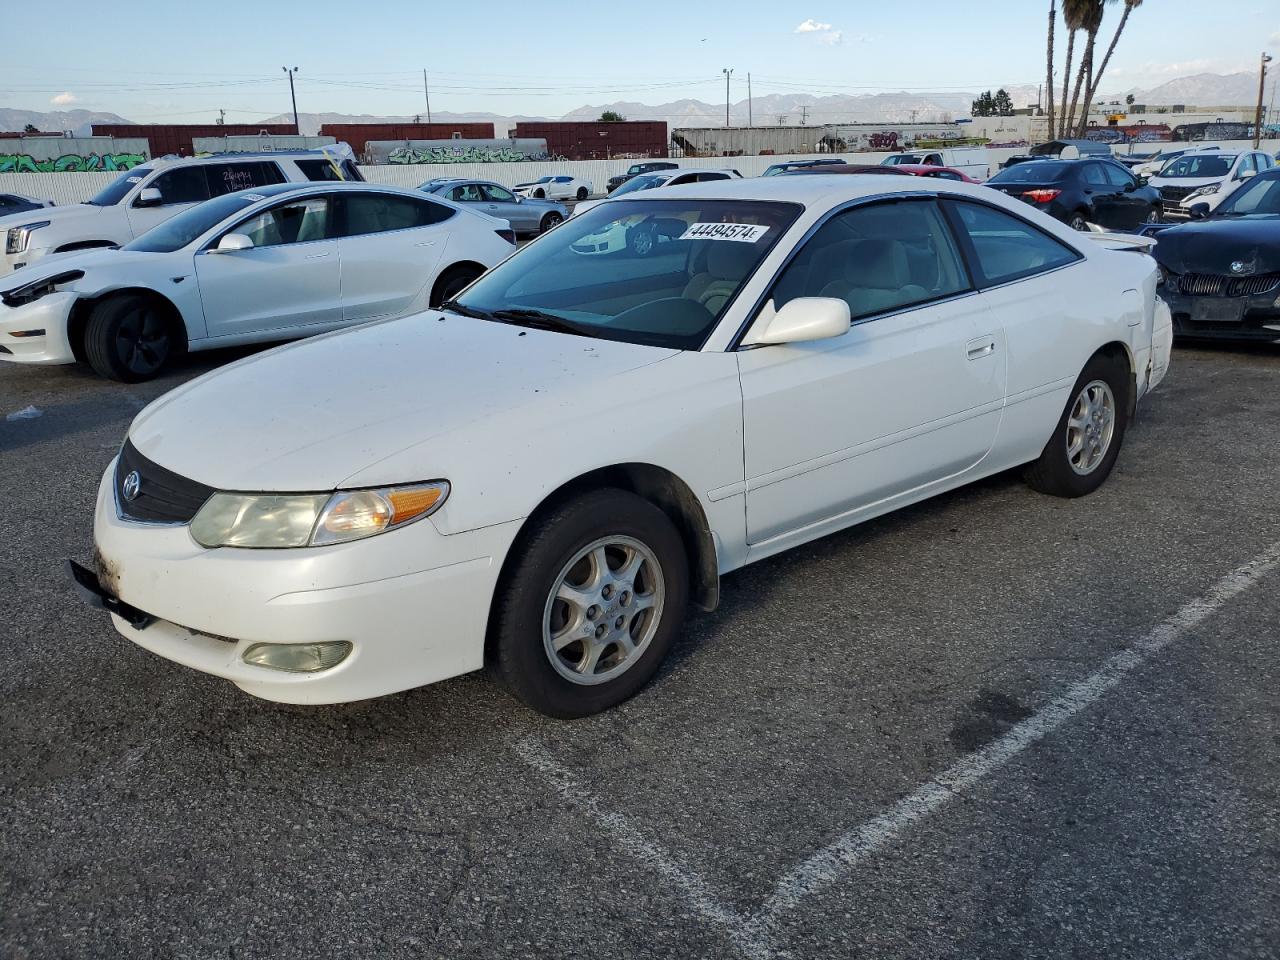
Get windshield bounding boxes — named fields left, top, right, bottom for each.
left=609, top=174, right=669, bottom=197
left=449, top=198, right=801, bottom=350
left=123, top=192, right=258, bottom=252
left=1160, top=155, right=1236, bottom=179
left=989, top=161, right=1069, bottom=183
left=627, top=164, right=645, bottom=175
left=85, top=167, right=153, bottom=207
left=883, top=155, right=922, bottom=166
left=1215, top=174, right=1280, bottom=216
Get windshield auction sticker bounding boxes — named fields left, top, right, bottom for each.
left=679, top=222, right=771, bottom=242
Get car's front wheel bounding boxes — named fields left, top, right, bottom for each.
left=83, top=294, right=178, bottom=383
left=534, top=189, right=546, bottom=199
left=489, top=489, right=690, bottom=718
left=1068, top=211, right=1089, bottom=231
left=576, top=187, right=589, bottom=201
left=1024, top=351, right=1130, bottom=498
left=1145, top=206, right=1162, bottom=224
left=627, top=224, right=656, bottom=256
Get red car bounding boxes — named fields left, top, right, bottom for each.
left=888, top=163, right=983, bottom=183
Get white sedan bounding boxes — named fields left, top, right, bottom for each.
left=0, top=183, right=514, bottom=381
left=74, top=175, right=1172, bottom=717
left=512, top=175, right=592, bottom=201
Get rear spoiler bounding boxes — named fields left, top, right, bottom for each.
left=1081, top=225, right=1157, bottom=252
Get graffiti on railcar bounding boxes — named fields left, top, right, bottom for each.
left=0, top=152, right=147, bottom=173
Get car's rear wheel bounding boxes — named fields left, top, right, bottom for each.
left=1068, top=212, right=1089, bottom=231
left=430, top=264, right=485, bottom=307
left=1024, top=352, right=1130, bottom=498
left=488, top=489, right=689, bottom=718
left=576, top=187, right=589, bottom=201
left=83, top=294, right=177, bottom=383
left=539, top=212, right=563, bottom=233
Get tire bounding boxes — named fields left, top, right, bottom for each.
left=1068, top=211, right=1089, bottom=231
left=430, top=264, right=484, bottom=307
left=539, top=212, right=564, bottom=234
left=1024, top=352, right=1131, bottom=498
left=576, top=187, right=589, bottom=201
left=627, top=224, right=656, bottom=257
left=534, top=189, right=546, bottom=199
left=83, top=294, right=177, bottom=383
left=489, top=489, right=690, bottom=718
left=1145, top=206, right=1162, bottom=224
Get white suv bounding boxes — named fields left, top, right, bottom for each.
left=0, top=150, right=364, bottom=276
left=1148, top=149, right=1275, bottom=219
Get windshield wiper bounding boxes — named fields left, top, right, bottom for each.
left=489, top=308, right=593, bottom=337
left=439, top=300, right=493, bottom=320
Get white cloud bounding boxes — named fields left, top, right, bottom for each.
left=1270, top=31, right=1280, bottom=45
left=794, top=19, right=832, bottom=33
left=819, top=30, right=844, bottom=46
left=50, top=92, right=78, bottom=106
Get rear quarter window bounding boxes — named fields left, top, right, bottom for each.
left=945, top=200, right=1081, bottom=287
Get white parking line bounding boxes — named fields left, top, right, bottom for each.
left=517, top=541, right=1280, bottom=959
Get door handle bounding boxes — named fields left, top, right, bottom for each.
left=304, top=252, right=330, bottom=260
left=966, top=337, right=996, bottom=360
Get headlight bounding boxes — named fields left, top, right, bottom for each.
left=189, top=481, right=449, bottom=549
left=0, top=269, right=84, bottom=308
left=5, top=220, right=50, bottom=255
left=1186, top=184, right=1219, bottom=200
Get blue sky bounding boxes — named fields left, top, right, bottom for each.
left=3, top=0, right=1276, bottom=122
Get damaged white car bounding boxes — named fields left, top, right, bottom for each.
left=72, top=175, right=1172, bottom=717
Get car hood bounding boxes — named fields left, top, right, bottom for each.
left=0, top=201, right=105, bottom=231
left=1153, top=216, right=1280, bottom=275
left=127, top=311, right=680, bottom=491
left=0, top=246, right=163, bottom=292
left=1149, top=176, right=1221, bottom=189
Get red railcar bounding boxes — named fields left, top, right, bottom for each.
left=90, top=124, right=299, bottom=157
left=511, top=122, right=668, bottom=161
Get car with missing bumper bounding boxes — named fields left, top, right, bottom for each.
left=73, top=175, right=1171, bottom=718
left=0, top=149, right=364, bottom=277
left=512, top=175, right=592, bottom=201
left=1149, top=167, right=1280, bottom=341
left=0, top=182, right=513, bottom=381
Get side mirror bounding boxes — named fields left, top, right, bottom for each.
left=135, top=187, right=163, bottom=208
left=1189, top=202, right=1210, bottom=220
left=745, top=297, right=851, bottom=346
left=1136, top=175, right=1149, bottom=186
left=1123, top=181, right=1136, bottom=192
left=513, top=195, right=523, bottom=203
left=212, top=233, right=254, bottom=253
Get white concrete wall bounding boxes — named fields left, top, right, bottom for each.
left=2, top=139, right=1276, bottom=206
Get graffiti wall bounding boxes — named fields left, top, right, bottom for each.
left=367, top=138, right=564, bottom=165
left=0, top=152, right=147, bottom=173
left=1083, top=124, right=1173, bottom=144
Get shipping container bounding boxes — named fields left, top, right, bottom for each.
left=511, top=122, right=668, bottom=161
left=319, top=123, right=495, bottom=159
left=91, top=124, right=298, bottom=158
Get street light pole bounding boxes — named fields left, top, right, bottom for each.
left=283, top=66, right=300, bottom=134
left=723, top=68, right=733, bottom=128
left=1254, top=52, right=1272, bottom=149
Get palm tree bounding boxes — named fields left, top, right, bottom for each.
left=1082, top=0, right=1145, bottom=130
left=1066, top=0, right=1108, bottom=138
left=1045, top=1, right=1057, bottom=138
left=1058, top=0, right=1092, bottom=136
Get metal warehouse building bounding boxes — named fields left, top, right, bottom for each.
left=510, top=121, right=668, bottom=161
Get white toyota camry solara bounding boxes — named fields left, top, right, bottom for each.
left=72, top=175, right=1174, bottom=717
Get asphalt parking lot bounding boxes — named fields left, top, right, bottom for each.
left=2, top=341, right=1279, bottom=960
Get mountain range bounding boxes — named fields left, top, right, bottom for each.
left=0, top=72, right=1267, bottom=138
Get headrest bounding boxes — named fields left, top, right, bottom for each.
left=705, top=238, right=760, bottom=280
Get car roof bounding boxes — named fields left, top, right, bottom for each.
left=653, top=168, right=739, bottom=177
left=147, top=149, right=348, bottom=169
left=231, top=181, right=433, bottom=201
left=606, top=173, right=989, bottom=207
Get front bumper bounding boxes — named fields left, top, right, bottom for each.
left=1161, top=288, right=1280, bottom=341
left=1, top=244, right=51, bottom=276
left=0, top=291, right=78, bottom=364
left=83, top=463, right=522, bottom=704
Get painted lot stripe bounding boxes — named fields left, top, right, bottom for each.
left=518, top=541, right=1280, bottom=959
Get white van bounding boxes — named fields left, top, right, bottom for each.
left=881, top=147, right=991, bottom=180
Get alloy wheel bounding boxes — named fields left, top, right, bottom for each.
left=542, top=536, right=665, bottom=685
left=115, top=307, right=169, bottom=377
left=1066, top=379, right=1116, bottom=475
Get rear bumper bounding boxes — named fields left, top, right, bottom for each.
left=83, top=463, right=523, bottom=704
left=0, top=292, right=78, bottom=364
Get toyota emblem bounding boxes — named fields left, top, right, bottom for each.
left=122, top=470, right=141, bottom=502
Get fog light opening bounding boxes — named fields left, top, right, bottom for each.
left=242, top=641, right=352, bottom=674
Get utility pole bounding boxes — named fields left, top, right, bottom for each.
left=723, top=68, right=733, bottom=127
left=1254, top=52, right=1273, bottom=149
left=282, top=67, right=300, bottom=133
left=799, top=105, right=809, bottom=125
left=216, top=109, right=225, bottom=126
left=748, top=73, right=753, bottom=127
left=423, top=69, right=433, bottom=124
left=777, top=115, right=787, bottom=126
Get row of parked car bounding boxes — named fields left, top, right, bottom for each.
left=2, top=140, right=1277, bottom=383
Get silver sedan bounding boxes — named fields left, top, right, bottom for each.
left=418, top=179, right=568, bottom=235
